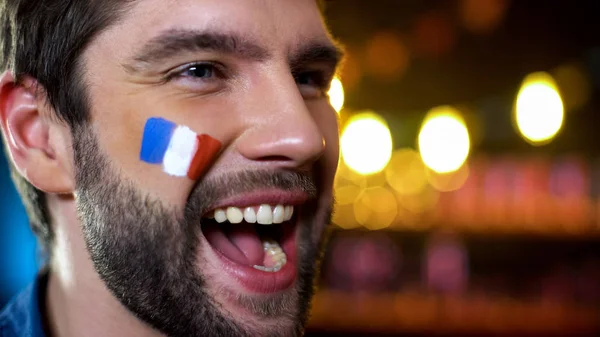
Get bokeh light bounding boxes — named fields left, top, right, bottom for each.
left=385, top=148, right=428, bottom=196
left=396, top=184, right=440, bottom=214
left=341, top=112, right=393, bottom=175
left=333, top=161, right=365, bottom=229
left=552, top=63, right=591, bottom=112
left=418, top=106, right=471, bottom=174
left=363, top=171, right=387, bottom=188
left=354, top=187, right=398, bottom=230
left=515, top=72, right=564, bottom=145
left=459, top=0, right=509, bottom=35
left=328, top=77, right=345, bottom=114
left=338, top=49, right=361, bottom=92
left=414, top=12, right=456, bottom=58
left=336, top=159, right=368, bottom=187
left=365, top=31, right=410, bottom=81
left=427, top=163, right=470, bottom=192
left=332, top=203, right=361, bottom=230
left=335, top=184, right=363, bottom=206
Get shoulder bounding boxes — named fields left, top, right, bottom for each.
left=1, top=288, right=29, bottom=337
left=0, top=305, right=11, bottom=336
left=0, top=283, right=42, bottom=337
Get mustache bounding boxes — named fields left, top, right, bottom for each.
left=184, top=170, right=318, bottom=218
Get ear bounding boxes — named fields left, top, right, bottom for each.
left=0, top=71, right=75, bottom=194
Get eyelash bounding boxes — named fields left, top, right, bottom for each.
left=167, top=62, right=226, bottom=82
left=294, top=70, right=334, bottom=98
left=167, top=62, right=334, bottom=98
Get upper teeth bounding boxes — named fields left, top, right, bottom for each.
left=212, top=205, right=294, bottom=225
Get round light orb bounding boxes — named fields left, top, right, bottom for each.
left=515, top=72, right=564, bottom=145
left=328, top=77, right=345, bottom=114
left=418, top=106, right=470, bottom=174
left=341, top=112, right=393, bottom=175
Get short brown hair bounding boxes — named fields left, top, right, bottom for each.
left=0, top=0, right=138, bottom=250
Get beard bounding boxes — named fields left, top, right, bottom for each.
left=71, top=125, right=332, bottom=337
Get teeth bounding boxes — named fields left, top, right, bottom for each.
left=273, top=205, right=285, bottom=224
left=208, top=205, right=295, bottom=225
left=253, top=265, right=275, bottom=272
left=226, top=207, right=244, bottom=224
left=284, top=206, right=294, bottom=221
left=243, top=207, right=257, bottom=223
left=257, top=205, right=273, bottom=225
left=254, top=239, right=287, bottom=273
left=214, top=209, right=227, bottom=223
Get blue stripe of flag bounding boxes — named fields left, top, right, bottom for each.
left=140, top=117, right=176, bottom=164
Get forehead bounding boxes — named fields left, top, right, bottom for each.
left=97, top=0, right=331, bottom=58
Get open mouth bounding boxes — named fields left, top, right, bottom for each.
left=200, top=194, right=304, bottom=293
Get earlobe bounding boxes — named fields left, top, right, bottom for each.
left=0, top=71, right=75, bottom=194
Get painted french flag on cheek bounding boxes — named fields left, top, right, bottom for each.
left=140, top=117, right=222, bottom=180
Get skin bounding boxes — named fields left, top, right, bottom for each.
left=0, top=0, right=340, bottom=336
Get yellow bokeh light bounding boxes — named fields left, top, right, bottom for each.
left=553, top=63, right=591, bottom=111
left=332, top=203, right=361, bottom=230
left=385, top=148, right=428, bottom=196
left=328, top=77, right=345, bottom=114
left=427, top=163, right=470, bottom=192
left=365, top=171, right=388, bottom=187
left=418, top=106, right=471, bottom=174
left=354, top=187, right=398, bottom=230
left=341, top=111, right=393, bottom=175
left=396, top=185, right=440, bottom=214
left=336, top=160, right=367, bottom=188
left=335, top=184, right=363, bottom=205
left=515, top=72, right=564, bottom=145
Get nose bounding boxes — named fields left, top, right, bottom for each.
left=235, top=74, right=326, bottom=170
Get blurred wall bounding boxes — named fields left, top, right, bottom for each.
left=0, top=139, right=38, bottom=307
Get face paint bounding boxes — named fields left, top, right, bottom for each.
left=140, top=117, right=222, bottom=180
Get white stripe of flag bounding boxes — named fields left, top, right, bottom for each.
left=162, top=125, right=199, bottom=177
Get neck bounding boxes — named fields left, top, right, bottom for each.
left=44, top=198, right=163, bottom=337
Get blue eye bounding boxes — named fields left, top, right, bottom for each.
left=167, top=62, right=228, bottom=94
left=183, top=64, right=215, bottom=79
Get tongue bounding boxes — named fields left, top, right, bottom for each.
left=203, top=222, right=265, bottom=266
left=226, top=224, right=265, bottom=265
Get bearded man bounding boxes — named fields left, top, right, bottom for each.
left=0, top=0, right=342, bottom=336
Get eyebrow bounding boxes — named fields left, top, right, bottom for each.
left=124, top=28, right=344, bottom=76
left=289, top=41, right=345, bottom=73
left=124, top=29, right=271, bottom=72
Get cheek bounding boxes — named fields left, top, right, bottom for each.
left=90, top=99, right=204, bottom=208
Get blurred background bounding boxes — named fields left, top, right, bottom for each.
left=2, top=0, right=600, bottom=336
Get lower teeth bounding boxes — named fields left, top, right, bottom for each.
left=253, top=239, right=287, bottom=272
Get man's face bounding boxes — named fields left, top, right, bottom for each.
left=73, top=0, right=339, bottom=336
